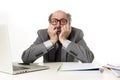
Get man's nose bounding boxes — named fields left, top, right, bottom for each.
left=56, top=21, right=61, bottom=27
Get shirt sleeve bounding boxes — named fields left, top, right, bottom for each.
left=61, top=40, right=71, bottom=48
left=43, top=40, right=53, bottom=49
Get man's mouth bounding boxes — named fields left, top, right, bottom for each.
left=56, top=27, right=61, bottom=34
left=57, top=28, right=61, bottom=32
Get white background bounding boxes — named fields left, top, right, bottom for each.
left=0, top=0, right=120, bottom=64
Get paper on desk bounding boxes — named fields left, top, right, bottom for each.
left=107, top=64, right=120, bottom=70
left=59, top=63, right=101, bottom=72
left=111, top=69, right=120, bottom=78
left=106, top=64, right=120, bottom=77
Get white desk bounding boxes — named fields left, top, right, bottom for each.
left=0, top=62, right=120, bottom=80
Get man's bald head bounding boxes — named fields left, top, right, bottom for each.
left=48, top=10, right=71, bottom=24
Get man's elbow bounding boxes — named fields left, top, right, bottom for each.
left=21, top=51, right=31, bottom=64
left=83, top=52, right=94, bottom=63
left=88, top=53, right=94, bottom=63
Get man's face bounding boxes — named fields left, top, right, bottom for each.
left=49, top=11, right=69, bottom=35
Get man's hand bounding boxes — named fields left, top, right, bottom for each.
left=59, top=23, right=71, bottom=43
left=47, top=25, right=58, bottom=44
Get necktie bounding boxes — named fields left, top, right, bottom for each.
left=55, top=41, right=62, bottom=62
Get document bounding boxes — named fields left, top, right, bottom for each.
left=58, top=63, right=102, bottom=72
left=106, top=64, right=120, bottom=77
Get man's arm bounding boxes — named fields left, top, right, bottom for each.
left=65, top=40, right=94, bottom=63
left=62, top=30, right=94, bottom=63
left=22, top=30, right=54, bottom=64
left=59, top=23, right=94, bottom=63
left=22, top=42, right=48, bottom=64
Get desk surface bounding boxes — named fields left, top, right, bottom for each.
left=0, top=62, right=120, bottom=80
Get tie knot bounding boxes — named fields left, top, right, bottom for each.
left=57, top=41, right=62, bottom=45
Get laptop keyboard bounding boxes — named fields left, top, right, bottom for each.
left=13, top=66, right=30, bottom=71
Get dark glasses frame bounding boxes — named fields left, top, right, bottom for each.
left=50, top=18, right=67, bottom=25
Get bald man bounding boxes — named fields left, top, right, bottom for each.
left=22, top=10, right=94, bottom=63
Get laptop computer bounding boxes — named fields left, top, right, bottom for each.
left=0, top=24, right=49, bottom=75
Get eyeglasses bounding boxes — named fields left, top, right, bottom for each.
left=50, top=18, right=67, bottom=25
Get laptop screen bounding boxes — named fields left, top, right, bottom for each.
left=0, top=24, right=13, bottom=74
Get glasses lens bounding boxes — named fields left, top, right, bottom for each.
left=60, top=19, right=67, bottom=25
left=50, top=19, right=58, bottom=25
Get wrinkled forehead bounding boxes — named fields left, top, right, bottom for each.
left=51, top=11, right=68, bottom=20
